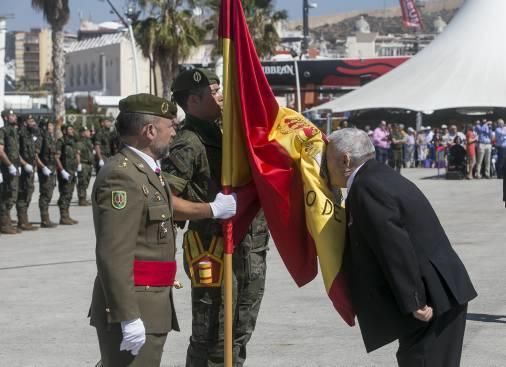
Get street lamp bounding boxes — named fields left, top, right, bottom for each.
left=302, top=0, right=317, bottom=57
left=99, top=0, right=140, bottom=93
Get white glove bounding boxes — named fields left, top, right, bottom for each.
left=8, top=164, right=17, bottom=176
left=77, top=163, right=82, bottom=172
left=41, top=166, right=52, bottom=176
left=0, top=172, right=3, bottom=184
left=99, top=159, right=105, bottom=167
left=24, top=163, right=34, bottom=174
left=18, top=166, right=22, bottom=175
left=60, top=170, right=71, bottom=181
left=210, top=192, right=237, bottom=219
left=120, top=318, right=146, bottom=356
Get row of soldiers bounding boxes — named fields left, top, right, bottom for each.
left=0, top=110, right=118, bottom=235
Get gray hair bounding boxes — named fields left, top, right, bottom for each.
left=116, top=112, right=160, bottom=137
left=327, top=128, right=375, bottom=167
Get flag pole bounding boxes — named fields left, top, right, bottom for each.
left=222, top=186, right=234, bottom=367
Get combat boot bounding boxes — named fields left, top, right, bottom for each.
left=40, top=210, right=58, bottom=228
left=67, top=208, right=79, bottom=224
left=59, top=208, right=74, bottom=225
left=0, top=214, right=17, bottom=234
left=78, top=198, right=91, bottom=206
left=17, top=208, right=38, bottom=231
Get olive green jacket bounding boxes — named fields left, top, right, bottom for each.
left=89, top=147, right=180, bottom=333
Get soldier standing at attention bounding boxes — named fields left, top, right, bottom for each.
left=37, top=120, right=58, bottom=228
left=55, top=125, right=79, bottom=225
left=163, top=69, right=269, bottom=367
left=89, top=93, right=236, bottom=367
left=76, top=126, right=94, bottom=206
left=94, top=117, right=113, bottom=173
left=16, top=115, right=40, bottom=231
left=0, top=109, right=21, bottom=234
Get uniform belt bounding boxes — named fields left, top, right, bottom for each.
left=133, top=260, right=176, bottom=287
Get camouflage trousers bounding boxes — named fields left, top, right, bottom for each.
left=57, top=173, right=76, bottom=209
left=0, top=164, right=19, bottom=215
left=16, top=170, right=35, bottom=210
left=77, top=163, right=93, bottom=200
left=38, top=170, right=56, bottom=211
left=184, top=233, right=268, bottom=367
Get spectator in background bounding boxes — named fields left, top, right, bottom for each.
left=475, top=120, right=494, bottom=178
left=466, top=125, right=478, bottom=179
left=390, top=123, right=405, bottom=172
left=416, top=127, right=428, bottom=167
left=494, top=119, right=506, bottom=179
left=441, top=124, right=450, bottom=146
left=372, top=120, right=390, bottom=164
left=404, top=127, right=416, bottom=168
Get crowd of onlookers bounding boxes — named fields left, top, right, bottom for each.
left=350, top=119, right=506, bottom=179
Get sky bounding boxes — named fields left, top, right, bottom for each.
left=2, top=0, right=403, bottom=33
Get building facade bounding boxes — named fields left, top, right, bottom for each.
left=64, top=32, right=151, bottom=97
left=14, top=28, right=52, bottom=89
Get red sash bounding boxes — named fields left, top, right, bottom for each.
left=133, top=260, right=177, bottom=287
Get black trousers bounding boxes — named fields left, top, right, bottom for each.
left=396, top=303, right=467, bottom=367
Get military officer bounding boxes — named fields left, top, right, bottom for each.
left=55, top=124, right=79, bottom=225
left=89, top=93, right=237, bottom=367
left=94, top=117, right=114, bottom=173
left=16, top=115, right=40, bottom=230
left=162, top=69, right=269, bottom=367
left=37, top=119, right=58, bottom=228
left=0, top=109, right=21, bottom=234
left=76, top=125, right=94, bottom=206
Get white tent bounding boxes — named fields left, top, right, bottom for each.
left=310, top=0, right=506, bottom=113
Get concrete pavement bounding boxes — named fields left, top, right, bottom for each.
left=0, top=168, right=505, bottom=366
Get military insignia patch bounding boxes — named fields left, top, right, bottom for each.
left=111, top=191, right=127, bottom=209
left=161, top=101, right=169, bottom=114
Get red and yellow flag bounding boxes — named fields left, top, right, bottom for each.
left=219, top=0, right=354, bottom=326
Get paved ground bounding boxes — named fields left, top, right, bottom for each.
left=0, top=168, right=505, bottom=367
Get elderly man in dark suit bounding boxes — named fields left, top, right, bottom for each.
left=325, top=128, right=477, bottom=367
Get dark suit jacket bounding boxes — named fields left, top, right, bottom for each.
left=345, top=159, right=476, bottom=352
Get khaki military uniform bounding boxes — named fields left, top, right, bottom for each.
left=90, top=147, right=179, bottom=366
left=76, top=136, right=94, bottom=205
left=163, top=114, right=268, bottom=367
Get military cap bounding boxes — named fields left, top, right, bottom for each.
left=171, top=68, right=220, bottom=93
left=79, top=125, right=89, bottom=133
left=1, top=109, right=15, bottom=118
left=119, top=93, right=177, bottom=118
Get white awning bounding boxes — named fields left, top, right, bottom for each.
left=309, top=0, right=506, bottom=113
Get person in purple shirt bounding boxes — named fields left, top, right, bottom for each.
left=372, top=120, right=390, bottom=164
left=495, top=119, right=506, bottom=179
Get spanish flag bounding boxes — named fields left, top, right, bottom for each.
left=219, top=0, right=354, bottom=326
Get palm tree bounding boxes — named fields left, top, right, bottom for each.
left=205, top=0, right=287, bottom=58
left=31, top=0, right=69, bottom=132
left=136, top=0, right=207, bottom=98
left=134, top=17, right=159, bottom=95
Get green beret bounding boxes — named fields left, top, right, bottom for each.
left=171, top=68, right=220, bottom=93
left=1, top=109, right=15, bottom=118
left=119, top=93, right=177, bottom=118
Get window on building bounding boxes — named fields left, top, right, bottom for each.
left=84, top=63, right=89, bottom=85
left=69, top=64, right=74, bottom=87
left=91, top=62, right=96, bottom=85
left=76, top=64, right=81, bottom=86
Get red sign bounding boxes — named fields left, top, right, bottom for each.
left=399, top=0, right=424, bottom=29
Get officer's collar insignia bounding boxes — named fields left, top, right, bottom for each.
left=111, top=191, right=127, bottom=210
left=119, top=162, right=127, bottom=168
left=193, top=71, right=202, bottom=83
left=142, top=185, right=149, bottom=196
left=138, top=163, right=144, bottom=169
left=161, top=101, right=169, bottom=114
